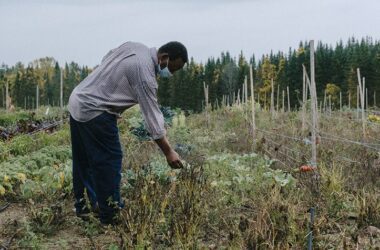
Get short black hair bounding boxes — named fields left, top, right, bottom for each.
left=158, top=41, right=188, bottom=63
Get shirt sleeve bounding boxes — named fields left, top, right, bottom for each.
left=134, top=81, right=166, bottom=140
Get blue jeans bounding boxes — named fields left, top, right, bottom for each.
left=70, top=112, right=123, bottom=223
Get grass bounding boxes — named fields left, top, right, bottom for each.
left=0, top=105, right=380, bottom=249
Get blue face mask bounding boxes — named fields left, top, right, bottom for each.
left=158, top=59, right=172, bottom=78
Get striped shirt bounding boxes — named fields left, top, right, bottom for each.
left=68, top=42, right=166, bottom=140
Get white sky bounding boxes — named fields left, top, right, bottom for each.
left=0, top=0, right=379, bottom=67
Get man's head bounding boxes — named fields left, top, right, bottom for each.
left=157, top=41, right=188, bottom=76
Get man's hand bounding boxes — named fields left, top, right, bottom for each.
left=166, top=149, right=184, bottom=169
left=155, top=136, right=184, bottom=169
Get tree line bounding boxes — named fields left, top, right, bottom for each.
left=1, top=37, right=379, bottom=112
left=0, top=58, right=91, bottom=109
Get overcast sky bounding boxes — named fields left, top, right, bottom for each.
left=0, top=0, right=379, bottom=67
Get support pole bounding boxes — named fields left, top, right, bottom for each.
left=302, top=65, right=307, bottom=131
left=307, top=207, right=315, bottom=250
left=310, top=40, right=318, bottom=167
left=357, top=68, right=366, bottom=139
left=357, top=85, right=359, bottom=119
left=276, top=84, right=279, bottom=112
left=244, top=76, right=248, bottom=104
left=60, top=68, right=64, bottom=122
left=250, top=64, right=256, bottom=137
left=271, top=78, right=275, bottom=117
left=287, top=86, right=290, bottom=112
left=5, top=81, right=9, bottom=113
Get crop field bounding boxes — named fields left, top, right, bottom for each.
left=0, top=103, right=379, bottom=249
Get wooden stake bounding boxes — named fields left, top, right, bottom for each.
left=271, top=78, right=275, bottom=116
left=250, top=64, right=256, bottom=137
left=203, top=81, right=209, bottom=109
left=340, top=91, right=342, bottom=112
left=2, top=86, right=4, bottom=108
left=287, top=86, right=290, bottom=112
left=357, top=85, right=359, bottom=119
left=310, top=40, right=318, bottom=167
left=302, top=65, right=307, bottom=131
left=276, top=84, right=280, bottom=112
left=5, top=80, right=9, bottom=112
left=36, top=84, right=39, bottom=111
left=244, top=76, right=248, bottom=104
left=357, top=68, right=366, bottom=139
left=60, top=68, right=64, bottom=122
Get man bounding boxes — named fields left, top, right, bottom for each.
left=68, top=41, right=187, bottom=224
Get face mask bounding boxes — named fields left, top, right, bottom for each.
left=158, top=59, right=172, bottom=78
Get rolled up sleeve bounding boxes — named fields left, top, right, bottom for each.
left=134, top=81, right=166, bottom=140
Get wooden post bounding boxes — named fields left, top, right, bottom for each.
left=5, top=80, right=9, bottom=112
left=276, top=84, right=280, bottom=112
left=310, top=40, right=318, bottom=168
left=287, top=86, right=290, bottom=112
left=366, top=88, right=368, bottom=110
left=357, top=85, right=359, bottom=119
left=302, top=65, right=307, bottom=131
left=271, top=78, right=275, bottom=117
left=2, top=86, right=4, bottom=108
left=323, top=90, right=327, bottom=113
left=242, top=83, right=245, bottom=105
left=250, top=64, right=256, bottom=137
left=204, top=81, right=210, bottom=126
left=340, top=92, right=342, bottom=112
left=244, top=76, right=248, bottom=104
left=60, top=68, right=64, bottom=122
left=203, top=82, right=209, bottom=109
left=357, top=68, right=366, bottom=138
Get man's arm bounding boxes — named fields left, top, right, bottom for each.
left=132, top=75, right=183, bottom=169
left=155, top=136, right=183, bottom=169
